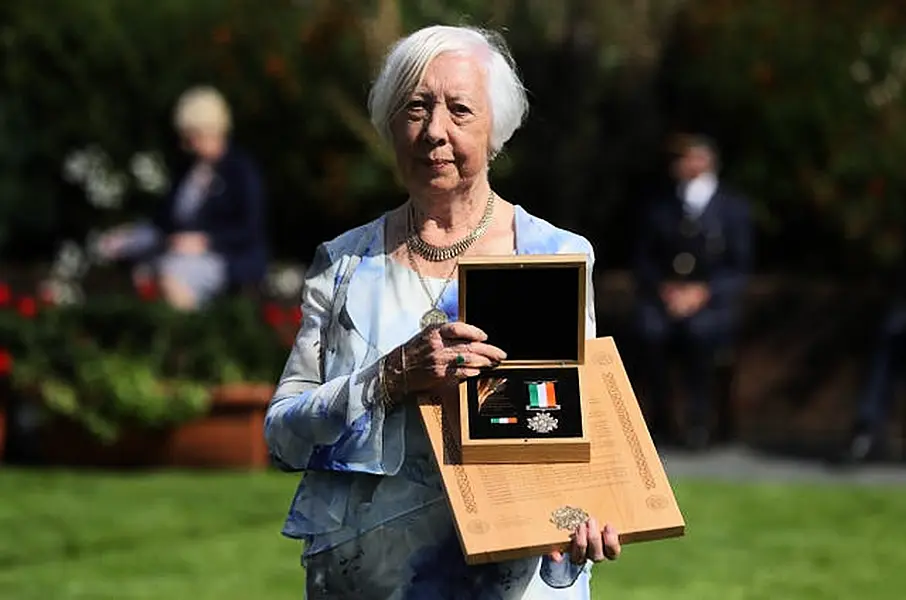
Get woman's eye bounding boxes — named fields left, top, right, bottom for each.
left=452, top=104, right=471, bottom=115
left=406, top=101, right=426, bottom=112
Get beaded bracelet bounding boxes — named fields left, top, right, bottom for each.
left=399, top=345, right=408, bottom=397
left=378, top=346, right=407, bottom=411
left=377, top=356, right=393, bottom=408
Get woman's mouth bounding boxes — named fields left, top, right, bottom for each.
left=421, top=158, right=453, bottom=170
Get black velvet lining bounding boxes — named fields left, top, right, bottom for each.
left=466, top=367, right=582, bottom=439
left=459, top=264, right=582, bottom=362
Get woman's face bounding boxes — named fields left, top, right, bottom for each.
left=179, top=128, right=225, bottom=162
left=390, top=52, right=492, bottom=199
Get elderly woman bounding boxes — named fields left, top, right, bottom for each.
left=266, top=26, right=621, bottom=599
left=97, top=86, right=268, bottom=310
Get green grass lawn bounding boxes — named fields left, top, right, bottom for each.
left=0, top=469, right=904, bottom=599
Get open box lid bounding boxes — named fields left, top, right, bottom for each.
left=457, top=254, right=587, bottom=366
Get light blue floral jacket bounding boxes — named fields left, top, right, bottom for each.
left=265, top=205, right=597, bottom=592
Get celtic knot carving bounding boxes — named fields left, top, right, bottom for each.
left=434, top=405, right=478, bottom=513
left=603, top=372, right=656, bottom=490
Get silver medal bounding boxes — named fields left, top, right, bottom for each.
left=527, top=412, right=558, bottom=434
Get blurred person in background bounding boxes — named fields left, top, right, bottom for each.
left=265, top=24, right=621, bottom=600
left=840, top=283, right=906, bottom=465
left=96, top=85, right=268, bottom=310
left=633, top=134, right=752, bottom=451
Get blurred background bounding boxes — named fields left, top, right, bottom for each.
left=2, top=0, right=906, bottom=598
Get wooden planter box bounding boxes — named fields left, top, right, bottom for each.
left=38, top=383, right=275, bottom=470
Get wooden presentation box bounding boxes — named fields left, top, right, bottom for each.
left=457, top=254, right=590, bottom=464
left=418, top=337, right=686, bottom=566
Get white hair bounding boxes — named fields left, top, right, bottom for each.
left=173, top=85, right=232, bottom=135
left=368, top=25, right=529, bottom=158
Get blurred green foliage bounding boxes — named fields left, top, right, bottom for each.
left=661, top=0, right=906, bottom=273
left=2, top=0, right=905, bottom=275
left=0, top=291, right=292, bottom=441
left=0, top=0, right=676, bottom=269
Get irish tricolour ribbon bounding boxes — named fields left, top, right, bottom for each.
left=527, top=381, right=558, bottom=409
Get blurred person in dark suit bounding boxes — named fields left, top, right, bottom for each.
left=96, top=86, right=268, bottom=310
left=840, top=284, right=906, bottom=465
left=633, top=134, right=752, bottom=451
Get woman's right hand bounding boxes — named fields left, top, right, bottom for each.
left=393, top=322, right=507, bottom=396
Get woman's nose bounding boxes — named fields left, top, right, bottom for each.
left=422, top=107, right=450, bottom=146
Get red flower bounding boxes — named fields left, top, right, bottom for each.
left=0, top=283, right=10, bottom=307
left=136, top=280, right=159, bottom=302
left=0, top=350, right=11, bottom=376
left=37, top=283, right=56, bottom=306
left=263, top=303, right=285, bottom=328
left=17, top=297, right=37, bottom=319
left=290, top=305, right=303, bottom=325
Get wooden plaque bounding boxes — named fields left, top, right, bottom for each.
left=419, top=337, right=686, bottom=565
left=457, top=254, right=590, bottom=463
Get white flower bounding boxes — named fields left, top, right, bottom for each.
left=850, top=60, right=872, bottom=84
left=129, top=151, right=170, bottom=195
left=266, top=265, right=306, bottom=299
left=51, top=240, right=88, bottom=280
left=62, top=151, right=91, bottom=184
left=63, top=144, right=127, bottom=209
left=85, top=171, right=128, bottom=210
left=866, top=84, right=893, bottom=109
left=891, top=46, right=906, bottom=76
left=62, top=145, right=109, bottom=185
left=84, top=229, right=108, bottom=265
left=38, top=278, right=84, bottom=306
left=881, top=76, right=902, bottom=100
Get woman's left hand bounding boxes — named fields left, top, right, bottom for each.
left=548, top=518, right=621, bottom=565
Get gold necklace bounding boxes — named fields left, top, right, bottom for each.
left=407, top=190, right=495, bottom=262
left=405, top=209, right=459, bottom=329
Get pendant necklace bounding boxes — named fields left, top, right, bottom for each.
left=407, top=244, right=457, bottom=329
left=406, top=204, right=458, bottom=328
left=406, top=191, right=496, bottom=329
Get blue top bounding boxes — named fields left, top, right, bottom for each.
left=266, top=205, right=598, bottom=598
